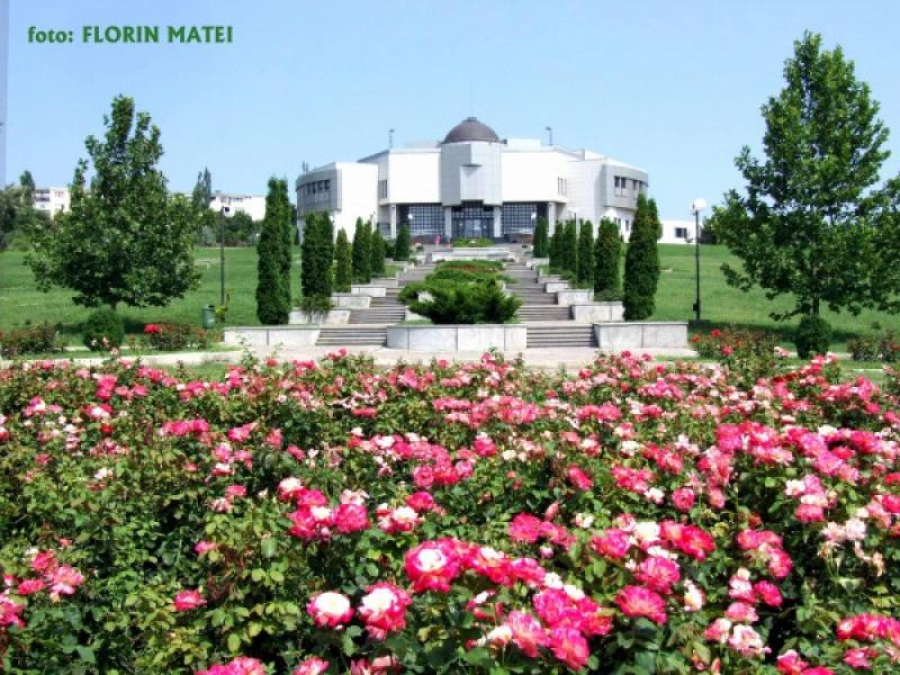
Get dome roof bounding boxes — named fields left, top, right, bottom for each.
left=442, top=117, right=500, bottom=144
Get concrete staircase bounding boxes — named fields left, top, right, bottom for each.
left=518, top=305, right=571, bottom=322
left=526, top=324, right=597, bottom=348
left=316, top=326, right=387, bottom=346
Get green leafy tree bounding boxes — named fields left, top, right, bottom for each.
left=623, top=194, right=660, bottom=320
left=716, top=31, right=900, bottom=321
left=370, top=227, right=387, bottom=278
left=548, top=224, right=562, bottom=272
left=334, top=228, right=353, bottom=292
left=394, top=223, right=411, bottom=261
left=352, top=218, right=371, bottom=283
left=225, top=211, right=257, bottom=245
left=594, top=218, right=622, bottom=295
left=255, top=178, right=292, bottom=324
left=533, top=216, right=549, bottom=258
left=300, top=212, right=333, bottom=300
left=26, top=95, right=200, bottom=309
left=19, top=170, right=35, bottom=203
left=564, top=220, right=578, bottom=275
left=191, top=168, right=217, bottom=245
left=0, top=180, right=50, bottom=251
left=577, top=220, right=594, bottom=286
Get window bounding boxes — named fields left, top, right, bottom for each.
left=398, top=204, right=443, bottom=236
left=675, top=227, right=688, bottom=239
left=502, top=202, right=547, bottom=235
left=379, top=179, right=388, bottom=199
left=557, top=178, right=567, bottom=196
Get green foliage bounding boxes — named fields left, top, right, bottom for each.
left=548, top=225, right=563, bottom=273
left=370, top=229, right=387, bottom=278
left=623, top=194, right=661, bottom=321
left=563, top=220, right=578, bottom=275
left=795, top=314, right=833, bottom=358
left=393, top=223, right=411, bottom=261
left=82, top=308, right=125, bottom=351
left=407, top=279, right=520, bottom=324
left=0, top=322, right=63, bottom=357
left=224, top=211, right=258, bottom=246
left=0, top=181, right=50, bottom=252
left=143, top=322, right=212, bottom=351
left=300, top=212, right=333, bottom=300
left=691, top=326, right=780, bottom=386
left=717, top=31, right=900, bottom=320
left=532, top=216, right=549, bottom=258
left=333, top=229, right=353, bottom=293
left=298, top=294, right=333, bottom=315
left=847, top=325, right=900, bottom=362
left=352, top=218, right=372, bottom=284
left=594, top=218, right=622, bottom=295
left=255, top=178, right=292, bottom=325
left=25, top=96, right=200, bottom=309
left=576, top=220, right=594, bottom=287
left=451, top=237, right=493, bottom=248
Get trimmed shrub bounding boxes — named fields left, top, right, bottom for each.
left=563, top=220, right=578, bottom=275
left=352, top=218, right=371, bottom=284
left=393, top=223, right=411, bottom=261
left=623, top=194, right=660, bottom=321
left=143, top=322, right=212, bottom=351
left=82, top=308, right=125, bottom=351
left=452, top=237, right=493, bottom=248
left=407, top=279, right=520, bottom=324
left=847, top=326, right=900, bottom=362
left=0, top=323, right=63, bottom=358
left=548, top=226, right=563, bottom=273
left=795, top=315, right=832, bottom=359
left=370, top=229, right=387, bottom=278
left=333, top=229, right=353, bottom=293
left=594, top=218, right=621, bottom=295
left=576, top=220, right=594, bottom=287
left=255, top=178, right=291, bottom=325
left=301, top=212, right=333, bottom=300
left=532, top=217, right=549, bottom=258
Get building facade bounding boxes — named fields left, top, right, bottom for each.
left=32, top=187, right=71, bottom=216
left=209, top=192, right=266, bottom=221
left=296, top=117, right=648, bottom=242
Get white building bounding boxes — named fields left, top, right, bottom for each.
left=659, top=219, right=699, bottom=244
left=296, top=117, right=648, bottom=242
left=209, top=192, right=266, bottom=221
left=32, top=187, right=70, bottom=215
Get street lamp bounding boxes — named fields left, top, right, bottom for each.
left=545, top=126, right=553, bottom=146
left=690, top=198, right=707, bottom=323
left=220, top=203, right=230, bottom=306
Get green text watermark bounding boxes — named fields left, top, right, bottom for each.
left=27, top=25, right=234, bottom=44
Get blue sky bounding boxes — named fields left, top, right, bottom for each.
left=7, top=0, right=900, bottom=219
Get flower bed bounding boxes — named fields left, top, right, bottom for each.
left=0, top=352, right=899, bottom=673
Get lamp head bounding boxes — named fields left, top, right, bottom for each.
left=691, top=198, right=707, bottom=215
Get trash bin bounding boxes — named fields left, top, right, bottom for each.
left=201, top=305, right=217, bottom=329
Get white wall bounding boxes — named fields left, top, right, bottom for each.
left=385, top=151, right=439, bottom=204
left=501, top=149, right=566, bottom=203
left=332, top=162, right=378, bottom=238
left=210, top=194, right=266, bottom=221
left=33, top=187, right=70, bottom=215
left=660, top=219, right=696, bottom=245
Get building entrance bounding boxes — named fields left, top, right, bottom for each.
left=451, top=204, right=494, bottom=239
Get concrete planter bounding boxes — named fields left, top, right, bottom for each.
left=331, top=293, right=371, bottom=308
left=431, top=249, right=517, bottom=263
left=224, top=326, right=320, bottom=347
left=386, top=325, right=527, bottom=352
left=593, top=322, right=688, bottom=350
left=571, top=302, right=625, bottom=322
left=556, top=289, right=594, bottom=306
left=289, top=309, right=351, bottom=325
left=544, top=281, right=570, bottom=293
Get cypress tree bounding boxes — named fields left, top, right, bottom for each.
left=577, top=220, right=594, bottom=286
left=352, top=218, right=371, bottom=283
left=275, top=178, right=294, bottom=312
left=623, top=194, right=661, bottom=320
left=256, top=178, right=291, bottom=324
left=533, top=216, right=549, bottom=258
left=394, top=223, right=411, bottom=262
left=548, top=224, right=562, bottom=272
left=594, top=218, right=622, bottom=296
left=564, top=220, right=578, bottom=275
left=300, top=212, right=334, bottom=300
left=334, top=228, right=352, bottom=292
left=370, top=227, right=387, bottom=277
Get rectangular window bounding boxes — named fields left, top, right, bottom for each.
left=675, top=227, right=688, bottom=239
left=379, top=180, right=388, bottom=199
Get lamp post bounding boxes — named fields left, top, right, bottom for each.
left=219, top=204, right=230, bottom=306
left=545, top=126, right=553, bottom=146
left=690, top=198, right=707, bottom=323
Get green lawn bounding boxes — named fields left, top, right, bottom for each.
left=651, top=244, right=900, bottom=351
left=1, top=244, right=897, bottom=350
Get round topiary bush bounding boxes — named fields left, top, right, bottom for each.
left=82, top=308, right=125, bottom=351
left=795, top=314, right=832, bottom=359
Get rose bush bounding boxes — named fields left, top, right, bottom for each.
left=0, top=350, right=899, bottom=673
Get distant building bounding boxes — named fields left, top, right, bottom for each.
left=32, top=187, right=70, bottom=215
left=296, top=117, right=648, bottom=242
left=660, top=219, right=699, bottom=245
left=209, top=192, right=266, bottom=221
